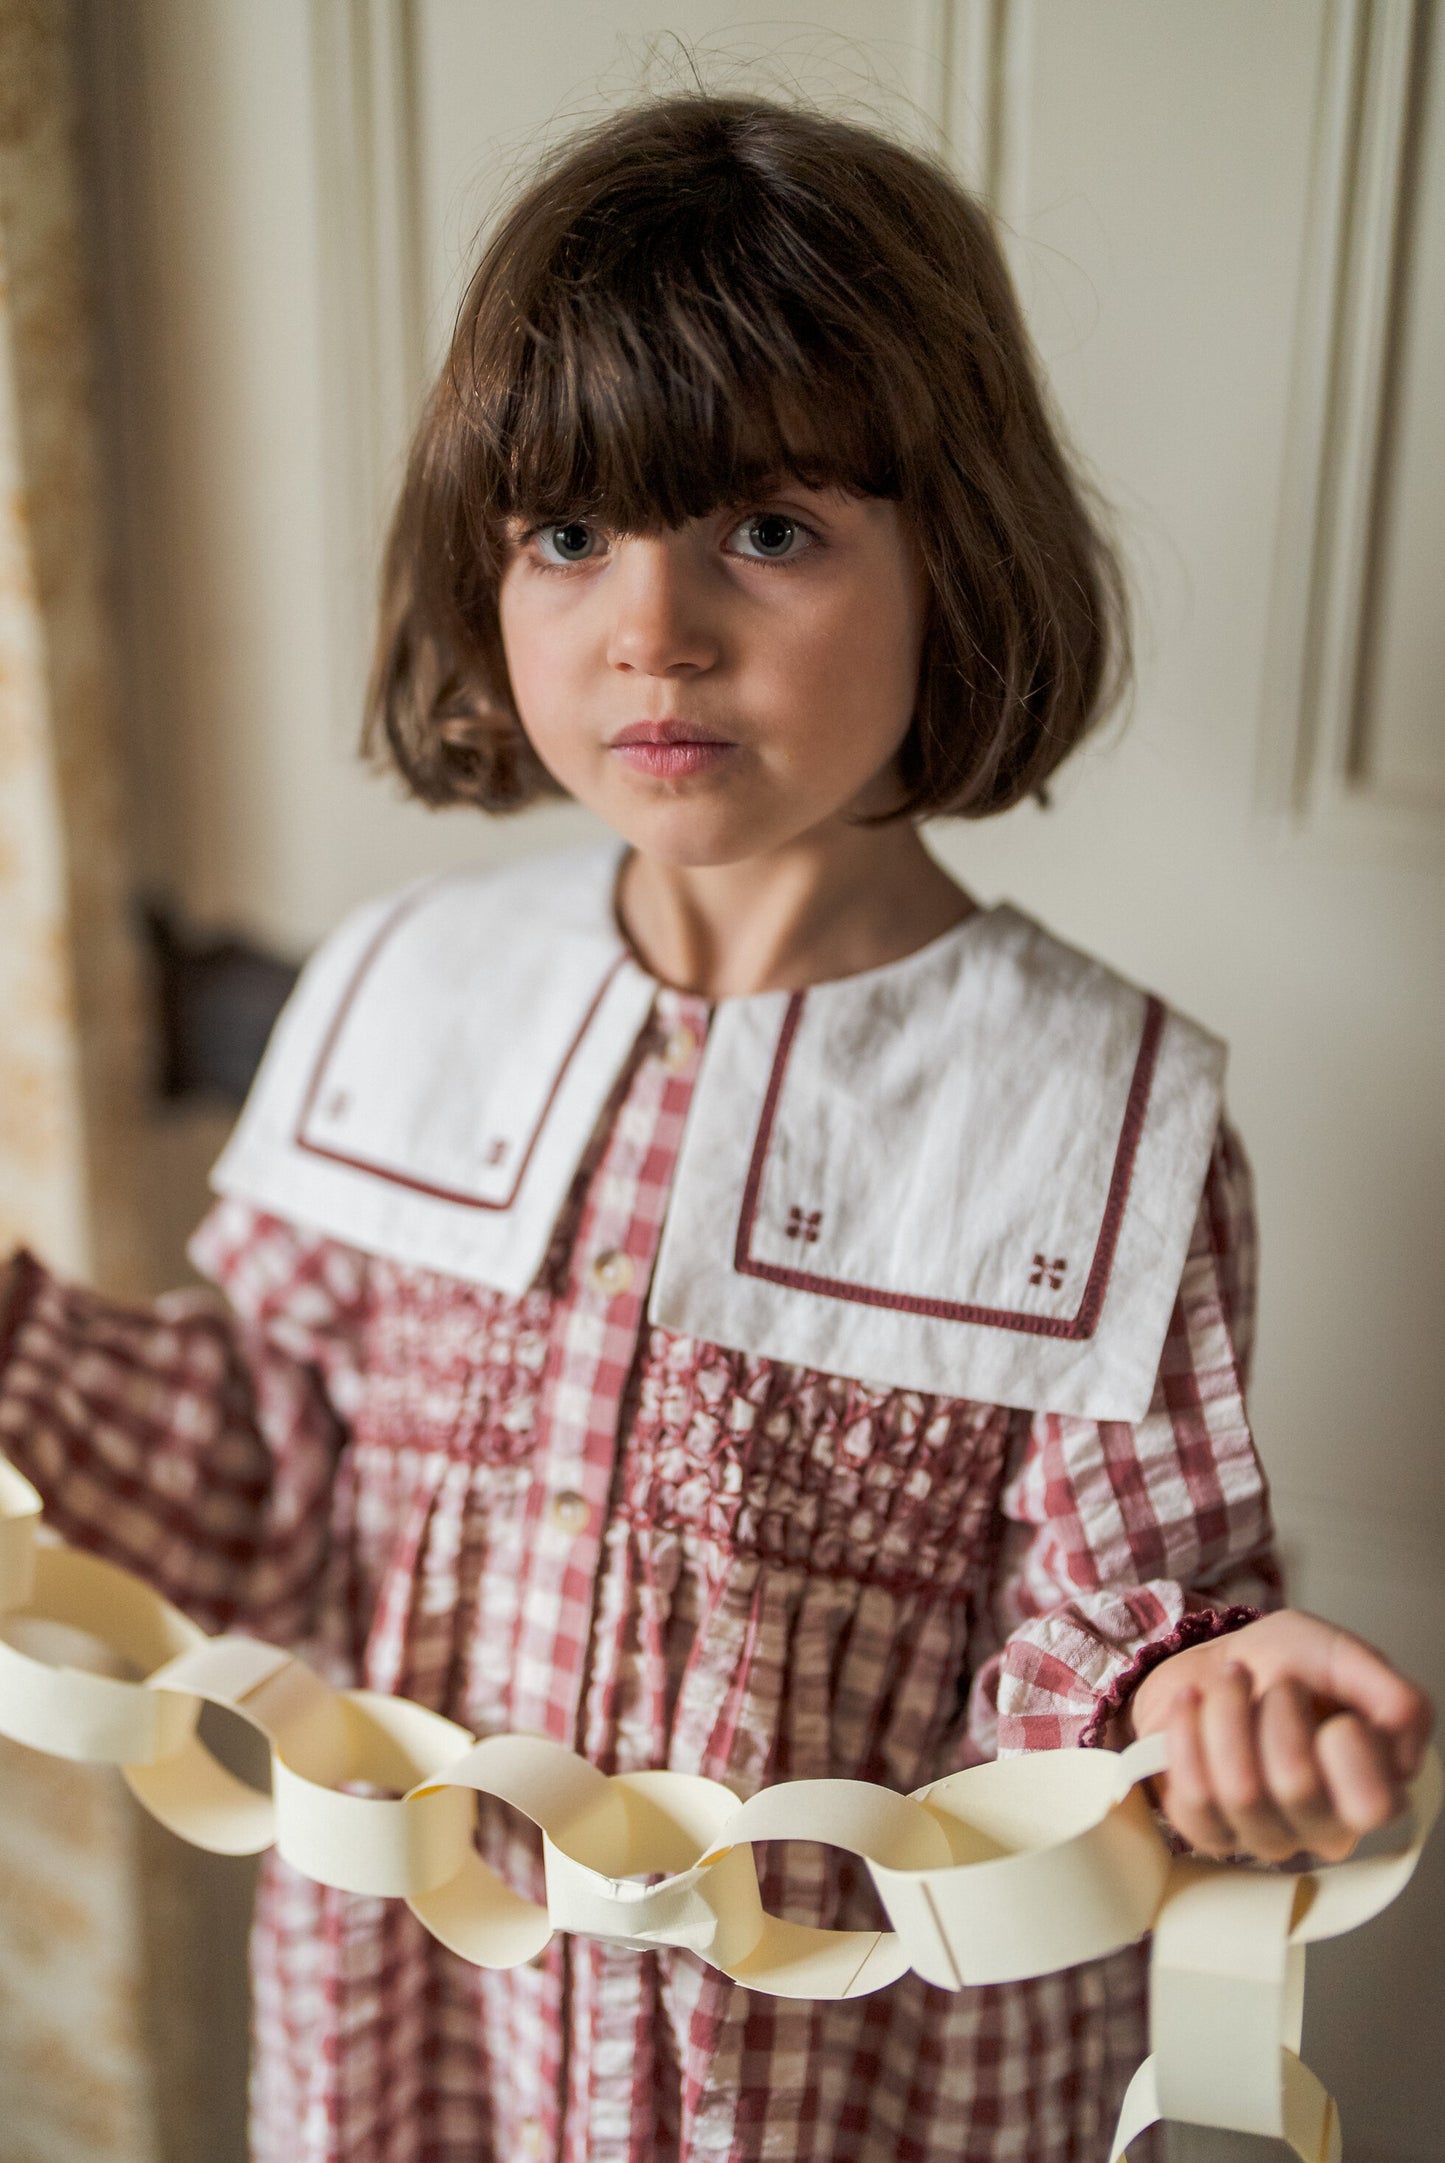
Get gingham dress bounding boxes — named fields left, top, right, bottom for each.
left=0, top=982, right=1278, bottom=2163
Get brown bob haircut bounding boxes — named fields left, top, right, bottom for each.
left=367, top=93, right=1131, bottom=820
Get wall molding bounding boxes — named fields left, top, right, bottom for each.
left=309, top=0, right=426, bottom=736
left=930, top=0, right=1030, bottom=227
left=1258, top=0, right=1442, bottom=862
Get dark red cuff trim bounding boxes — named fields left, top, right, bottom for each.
left=1078, top=1603, right=1262, bottom=1749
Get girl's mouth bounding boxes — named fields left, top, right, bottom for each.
left=609, top=723, right=737, bottom=779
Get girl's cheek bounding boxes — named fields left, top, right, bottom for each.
left=497, top=604, right=560, bottom=719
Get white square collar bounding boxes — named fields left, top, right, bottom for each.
left=212, top=842, right=1224, bottom=1423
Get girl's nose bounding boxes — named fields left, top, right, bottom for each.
left=605, top=537, right=719, bottom=678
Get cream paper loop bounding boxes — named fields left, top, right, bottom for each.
left=405, top=1732, right=624, bottom=1971
left=123, top=1634, right=313, bottom=1857
left=697, top=1776, right=957, bottom=1999
left=1111, top=2049, right=1342, bottom=2163
left=0, top=1542, right=204, bottom=1765
left=1151, top=1859, right=1304, bottom=2133
left=1109, top=1743, right=1439, bottom=2162
left=0, top=1456, right=1438, bottom=2158
left=542, top=1770, right=765, bottom=1967
left=403, top=1740, right=768, bottom=1974
left=271, top=1691, right=478, bottom=1897
left=1290, top=1743, right=1442, bottom=1943
left=129, top=1641, right=482, bottom=1890
left=896, top=1736, right=1172, bottom=1988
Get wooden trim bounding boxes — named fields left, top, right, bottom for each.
left=309, top=0, right=426, bottom=733
left=1258, top=0, right=1443, bottom=862
left=931, top=0, right=1030, bottom=224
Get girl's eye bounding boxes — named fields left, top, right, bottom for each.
left=729, top=512, right=810, bottom=561
left=533, top=521, right=602, bottom=566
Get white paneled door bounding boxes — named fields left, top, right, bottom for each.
left=82, top=5, right=1443, bottom=2160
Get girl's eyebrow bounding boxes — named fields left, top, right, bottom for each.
left=748, top=475, right=865, bottom=504
left=501, top=510, right=590, bottom=539
left=714, top=477, right=856, bottom=514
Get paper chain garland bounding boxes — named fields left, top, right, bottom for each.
left=0, top=1459, right=1436, bottom=2162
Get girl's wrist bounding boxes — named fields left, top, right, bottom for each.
left=1087, top=1606, right=1264, bottom=1752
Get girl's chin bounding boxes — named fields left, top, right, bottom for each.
left=604, top=787, right=891, bottom=870
left=610, top=797, right=886, bottom=871
left=574, top=787, right=774, bottom=869
left=561, top=766, right=878, bottom=869
left=615, top=822, right=779, bottom=871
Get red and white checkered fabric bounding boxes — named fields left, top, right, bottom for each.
left=0, top=999, right=1278, bottom=2162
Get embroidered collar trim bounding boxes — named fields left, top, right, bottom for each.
left=211, top=842, right=1225, bottom=1420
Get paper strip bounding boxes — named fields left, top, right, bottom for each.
left=0, top=1454, right=1435, bottom=2157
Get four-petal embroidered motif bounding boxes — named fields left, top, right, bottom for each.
left=785, top=1206, right=823, bottom=1244
left=1029, top=1253, right=1068, bottom=1289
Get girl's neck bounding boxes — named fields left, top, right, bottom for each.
left=615, top=823, right=975, bottom=1001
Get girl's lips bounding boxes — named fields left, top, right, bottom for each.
left=611, top=741, right=736, bottom=778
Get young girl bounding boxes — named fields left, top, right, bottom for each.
left=0, top=92, right=1431, bottom=2163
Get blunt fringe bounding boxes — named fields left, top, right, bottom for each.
left=366, top=93, right=1132, bottom=819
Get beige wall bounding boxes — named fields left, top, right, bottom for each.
left=77, top=5, right=1445, bottom=2160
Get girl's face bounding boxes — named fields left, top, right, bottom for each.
left=496, top=483, right=929, bottom=867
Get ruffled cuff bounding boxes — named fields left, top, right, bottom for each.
left=1078, top=1602, right=1261, bottom=1749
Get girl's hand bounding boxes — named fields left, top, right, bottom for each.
left=1122, top=1609, right=1435, bottom=1863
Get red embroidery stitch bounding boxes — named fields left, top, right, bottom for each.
left=1029, top=1254, right=1068, bottom=1289
left=785, top=1206, right=823, bottom=1244
left=294, top=883, right=628, bottom=1214
left=485, top=1138, right=509, bottom=1167
left=733, top=989, right=1167, bottom=1340
left=325, top=1088, right=351, bottom=1121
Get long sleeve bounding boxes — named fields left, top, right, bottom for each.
left=965, top=1120, right=1282, bottom=1759
left=0, top=1198, right=367, bottom=1644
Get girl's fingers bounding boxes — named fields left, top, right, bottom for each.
left=1315, top=1709, right=1404, bottom=1836
left=1197, top=1663, right=1301, bottom=1861
left=1162, top=1674, right=1409, bottom=1864
left=1146, top=1620, right=1432, bottom=1863
left=1256, top=1679, right=1355, bottom=1861
left=1160, top=1687, right=1238, bottom=1857
left=1321, top=1629, right=1435, bottom=1780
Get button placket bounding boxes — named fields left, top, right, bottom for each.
left=509, top=991, right=711, bottom=1747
